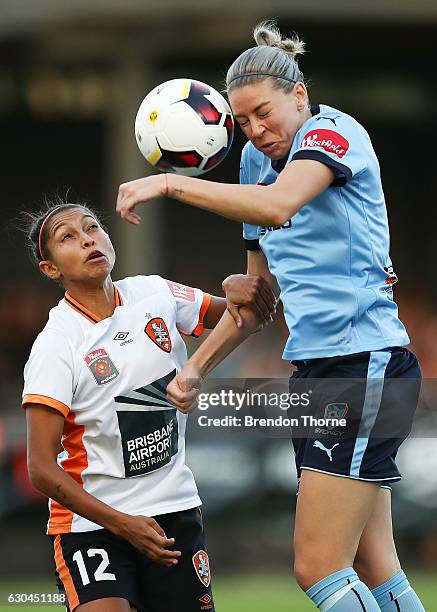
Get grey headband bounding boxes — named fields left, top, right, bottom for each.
left=227, top=72, right=297, bottom=86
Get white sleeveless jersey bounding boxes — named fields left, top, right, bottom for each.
left=22, top=275, right=211, bottom=535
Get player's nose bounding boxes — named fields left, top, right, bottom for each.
left=81, top=233, right=95, bottom=248
left=251, top=120, right=265, bottom=137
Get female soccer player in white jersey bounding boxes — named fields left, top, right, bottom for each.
left=22, top=201, right=275, bottom=612
left=116, top=20, right=425, bottom=612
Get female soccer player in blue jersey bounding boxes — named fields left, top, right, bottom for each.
left=116, top=20, right=425, bottom=612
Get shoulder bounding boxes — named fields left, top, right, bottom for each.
left=116, top=274, right=168, bottom=291
left=28, top=320, right=74, bottom=362
left=44, top=302, right=80, bottom=342
left=291, top=104, right=373, bottom=184
left=297, top=104, right=368, bottom=141
left=115, top=275, right=172, bottom=301
left=28, top=301, right=83, bottom=359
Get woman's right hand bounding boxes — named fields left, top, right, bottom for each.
left=117, top=514, right=181, bottom=566
left=167, top=364, right=203, bottom=414
left=116, top=175, right=167, bottom=225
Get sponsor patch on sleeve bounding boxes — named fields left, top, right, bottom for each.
left=301, top=128, right=349, bottom=158
left=166, top=280, right=195, bottom=302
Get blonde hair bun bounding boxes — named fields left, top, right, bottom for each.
left=253, top=20, right=305, bottom=58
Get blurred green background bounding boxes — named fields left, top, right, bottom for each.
left=0, top=0, right=436, bottom=610
left=0, top=574, right=436, bottom=610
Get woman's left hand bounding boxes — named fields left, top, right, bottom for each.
left=117, top=175, right=167, bottom=224
left=167, top=364, right=203, bottom=414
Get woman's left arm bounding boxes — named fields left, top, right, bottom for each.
left=117, top=159, right=334, bottom=227
left=167, top=306, right=262, bottom=413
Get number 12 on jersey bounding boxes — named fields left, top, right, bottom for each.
left=72, top=549, right=116, bottom=585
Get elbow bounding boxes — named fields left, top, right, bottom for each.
left=269, top=210, right=291, bottom=227
left=27, top=457, right=49, bottom=493
left=27, top=460, right=41, bottom=489
left=266, top=201, right=293, bottom=227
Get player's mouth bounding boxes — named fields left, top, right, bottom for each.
left=259, top=142, right=277, bottom=153
left=85, top=250, right=107, bottom=264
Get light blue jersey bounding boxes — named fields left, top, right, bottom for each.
left=241, top=104, right=409, bottom=361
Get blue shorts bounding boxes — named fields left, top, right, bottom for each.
left=289, top=347, right=421, bottom=485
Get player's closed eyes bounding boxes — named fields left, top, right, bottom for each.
left=238, top=111, right=271, bottom=128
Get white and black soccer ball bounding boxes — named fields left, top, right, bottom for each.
left=135, top=78, right=234, bottom=177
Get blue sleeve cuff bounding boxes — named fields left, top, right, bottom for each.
left=244, top=238, right=261, bottom=251
left=292, top=149, right=352, bottom=187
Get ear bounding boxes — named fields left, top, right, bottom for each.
left=39, top=259, right=62, bottom=281
left=294, top=82, right=308, bottom=109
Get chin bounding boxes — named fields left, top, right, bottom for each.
left=86, top=263, right=112, bottom=279
left=270, top=151, right=286, bottom=160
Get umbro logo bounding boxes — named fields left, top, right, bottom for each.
left=114, top=332, right=129, bottom=341
left=113, top=332, right=133, bottom=346
left=199, top=593, right=213, bottom=610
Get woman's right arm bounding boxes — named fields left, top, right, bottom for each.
left=246, top=250, right=279, bottom=292
left=26, top=404, right=181, bottom=566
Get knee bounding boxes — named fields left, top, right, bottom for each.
left=294, top=552, right=337, bottom=592
left=353, top=550, right=401, bottom=590
left=294, top=555, right=314, bottom=592
left=353, top=554, right=372, bottom=585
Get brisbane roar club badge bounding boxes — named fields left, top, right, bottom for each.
left=192, top=550, right=211, bottom=588
left=145, top=318, right=172, bottom=353
left=85, top=348, right=119, bottom=385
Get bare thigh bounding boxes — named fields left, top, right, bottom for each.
left=76, top=597, right=137, bottom=611
left=354, top=487, right=401, bottom=589
left=294, top=470, right=380, bottom=590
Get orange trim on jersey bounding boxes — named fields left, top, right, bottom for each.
left=114, top=286, right=123, bottom=307
left=22, top=394, right=70, bottom=418
left=54, top=535, right=80, bottom=611
left=64, top=286, right=123, bottom=324
left=48, top=411, right=88, bottom=535
left=191, top=293, right=212, bottom=337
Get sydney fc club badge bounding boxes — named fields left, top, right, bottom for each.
left=85, top=348, right=119, bottom=385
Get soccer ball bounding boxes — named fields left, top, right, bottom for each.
left=135, top=78, right=234, bottom=177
